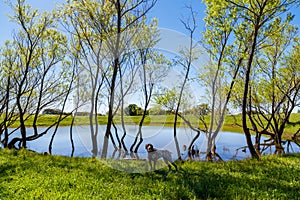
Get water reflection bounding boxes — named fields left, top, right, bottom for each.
left=4, top=125, right=299, bottom=161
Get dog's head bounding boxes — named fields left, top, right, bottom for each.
left=145, top=143, right=154, bottom=152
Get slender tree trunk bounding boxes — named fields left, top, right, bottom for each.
left=3, top=76, right=11, bottom=148
left=89, top=66, right=98, bottom=157
left=206, top=135, right=213, bottom=161
left=187, top=130, right=200, bottom=158
left=274, top=133, right=284, bottom=154
left=101, top=59, right=119, bottom=158
left=133, top=113, right=146, bottom=153
left=101, top=0, right=122, bottom=158
left=3, top=127, right=8, bottom=148
left=69, top=115, right=75, bottom=157
left=255, top=132, right=262, bottom=154
left=172, top=109, right=181, bottom=160
left=112, top=121, right=121, bottom=149
left=49, top=65, right=76, bottom=155
left=89, top=108, right=97, bottom=157
left=119, top=62, right=128, bottom=153
left=242, top=24, right=260, bottom=160
left=174, top=35, right=193, bottom=160
left=131, top=90, right=151, bottom=153
left=120, top=129, right=128, bottom=152
left=17, top=103, right=26, bottom=148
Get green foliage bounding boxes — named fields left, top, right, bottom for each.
left=154, top=88, right=178, bottom=112
left=42, top=109, right=69, bottom=115
left=185, top=103, right=210, bottom=115
left=1, top=0, right=70, bottom=131
left=154, top=87, right=194, bottom=113
left=124, top=104, right=145, bottom=116
left=0, top=149, right=299, bottom=199
left=202, top=0, right=300, bottom=157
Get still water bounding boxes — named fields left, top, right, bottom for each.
left=9, top=125, right=298, bottom=161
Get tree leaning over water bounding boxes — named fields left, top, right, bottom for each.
left=1, top=0, right=299, bottom=160
left=0, top=0, right=73, bottom=149
left=203, top=0, right=300, bottom=159
left=202, top=0, right=243, bottom=161
left=59, top=0, right=158, bottom=158
left=249, top=35, right=300, bottom=154
left=99, top=0, right=157, bottom=158
left=129, top=20, right=171, bottom=154
left=60, top=0, right=112, bottom=157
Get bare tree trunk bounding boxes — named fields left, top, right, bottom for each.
left=120, top=95, right=128, bottom=152
left=101, top=0, right=157, bottom=158
left=89, top=111, right=97, bottom=157
left=49, top=65, right=76, bottom=155
left=187, top=130, right=200, bottom=158
left=3, top=76, right=11, bottom=148
left=101, top=0, right=122, bottom=158
left=131, top=86, right=152, bottom=153
left=241, top=25, right=260, bottom=160
left=173, top=10, right=197, bottom=160
left=274, top=133, right=284, bottom=154
left=69, top=115, right=75, bottom=157
left=133, top=113, right=147, bottom=153
left=112, top=121, right=121, bottom=149
left=119, top=62, right=128, bottom=153
left=173, top=104, right=181, bottom=159
left=17, top=108, right=26, bottom=148
left=101, top=59, right=119, bottom=158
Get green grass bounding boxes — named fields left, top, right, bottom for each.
left=222, top=113, right=300, bottom=135
left=0, top=149, right=299, bottom=199
left=2, top=113, right=300, bottom=138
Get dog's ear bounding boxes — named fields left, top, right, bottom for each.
left=145, top=143, right=153, bottom=151
left=145, top=144, right=149, bottom=150
left=149, top=144, right=153, bottom=151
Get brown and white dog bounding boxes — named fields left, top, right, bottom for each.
left=145, top=143, right=177, bottom=171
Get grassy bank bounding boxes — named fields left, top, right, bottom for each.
left=0, top=113, right=300, bottom=139
left=0, top=149, right=299, bottom=199
left=5, top=113, right=299, bottom=138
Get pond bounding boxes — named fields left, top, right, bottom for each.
left=10, top=125, right=297, bottom=161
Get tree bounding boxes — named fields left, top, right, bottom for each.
left=154, top=86, right=197, bottom=158
left=249, top=34, right=300, bottom=154
left=205, top=0, right=299, bottom=159
left=61, top=0, right=111, bottom=157
left=0, top=42, right=18, bottom=148
left=1, top=0, right=73, bottom=149
left=100, top=0, right=157, bottom=158
left=125, top=104, right=141, bottom=116
left=168, top=5, right=200, bottom=159
left=202, top=0, right=247, bottom=161
left=60, top=0, right=158, bottom=158
left=129, top=23, right=170, bottom=153
left=114, top=51, right=139, bottom=153
left=185, top=104, right=210, bottom=115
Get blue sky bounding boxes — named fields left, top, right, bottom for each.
left=0, top=0, right=205, bottom=45
left=1, top=0, right=299, bottom=113
left=1, top=0, right=299, bottom=46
